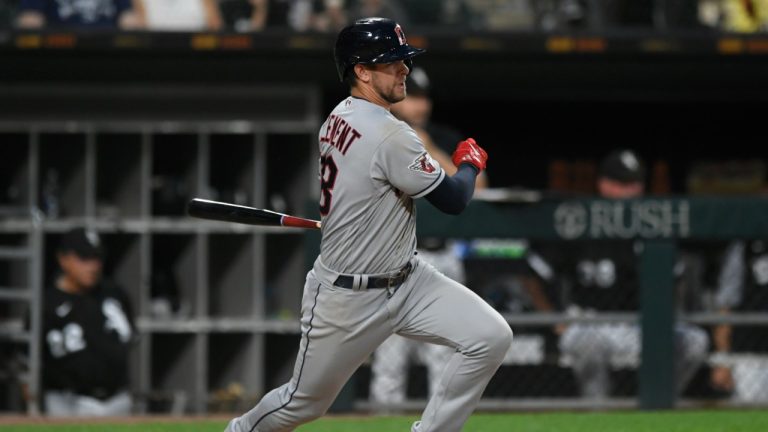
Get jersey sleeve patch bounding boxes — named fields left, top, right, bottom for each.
left=409, top=152, right=438, bottom=174
left=375, top=127, right=444, bottom=198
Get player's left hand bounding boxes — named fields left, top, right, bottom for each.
left=452, top=138, right=488, bottom=171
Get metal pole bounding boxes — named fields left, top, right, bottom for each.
left=639, top=240, right=676, bottom=409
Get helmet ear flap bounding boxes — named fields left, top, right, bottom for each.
left=405, top=58, right=413, bottom=74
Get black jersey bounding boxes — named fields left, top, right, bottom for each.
left=737, top=240, right=768, bottom=312
left=42, top=279, right=134, bottom=398
left=527, top=240, right=641, bottom=312
left=725, top=240, right=768, bottom=352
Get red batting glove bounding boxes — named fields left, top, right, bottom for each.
left=451, top=138, right=488, bottom=172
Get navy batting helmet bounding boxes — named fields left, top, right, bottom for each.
left=334, top=17, right=426, bottom=82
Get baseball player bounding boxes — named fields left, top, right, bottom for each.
left=42, top=228, right=135, bottom=416
left=225, top=17, right=513, bottom=432
left=708, top=238, right=768, bottom=400
left=526, top=150, right=708, bottom=400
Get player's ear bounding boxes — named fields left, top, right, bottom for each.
left=353, top=64, right=371, bottom=84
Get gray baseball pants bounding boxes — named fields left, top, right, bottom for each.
left=226, top=256, right=513, bottom=432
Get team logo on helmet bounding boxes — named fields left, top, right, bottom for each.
left=394, top=24, right=406, bottom=45
left=409, top=152, right=436, bottom=174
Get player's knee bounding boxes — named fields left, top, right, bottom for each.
left=280, top=394, right=333, bottom=424
left=485, top=324, right=513, bottom=362
left=300, top=401, right=331, bottom=422
left=681, top=327, right=709, bottom=362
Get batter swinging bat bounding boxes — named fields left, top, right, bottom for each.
left=187, top=198, right=321, bottom=230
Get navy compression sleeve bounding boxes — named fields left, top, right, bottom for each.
left=425, top=164, right=478, bottom=215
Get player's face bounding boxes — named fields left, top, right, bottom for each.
left=369, top=61, right=410, bottom=104
left=58, top=253, right=103, bottom=290
left=598, top=178, right=644, bottom=198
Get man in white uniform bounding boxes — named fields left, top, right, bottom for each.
left=226, top=17, right=513, bottom=432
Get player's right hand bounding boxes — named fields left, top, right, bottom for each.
left=710, top=365, right=734, bottom=392
left=452, top=138, right=488, bottom=172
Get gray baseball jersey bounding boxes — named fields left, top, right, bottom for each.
left=318, top=96, right=444, bottom=274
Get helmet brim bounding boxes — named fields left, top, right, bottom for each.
left=368, top=44, right=426, bottom=65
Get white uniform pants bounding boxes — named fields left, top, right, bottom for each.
left=44, top=390, right=132, bottom=417
left=559, top=322, right=709, bottom=399
left=370, top=334, right=454, bottom=407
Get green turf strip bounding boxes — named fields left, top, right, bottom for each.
left=1, top=410, right=766, bottom=432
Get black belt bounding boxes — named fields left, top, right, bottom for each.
left=333, top=262, right=412, bottom=290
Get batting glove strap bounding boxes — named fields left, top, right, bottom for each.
left=452, top=138, right=488, bottom=172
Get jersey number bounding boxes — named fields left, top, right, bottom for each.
left=46, top=323, right=86, bottom=358
left=319, top=156, right=338, bottom=216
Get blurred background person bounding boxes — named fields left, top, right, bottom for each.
left=391, top=67, right=488, bottom=189
left=218, top=0, right=346, bottom=33
left=310, top=0, right=347, bottom=32
left=708, top=237, right=768, bottom=401
left=42, top=228, right=136, bottom=416
left=698, top=0, right=768, bottom=32
left=15, top=0, right=142, bottom=30
left=401, top=0, right=475, bottom=29
left=719, top=0, right=768, bottom=32
left=533, top=0, right=702, bottom=31
left=348, top=0, right=410, bottom=25
left=459, top=0, right=536, bottom=30
left=220, top=0, right=291, bottom=32
left=525, top=149, right=709, bottom=400
left=133, top=0, right=222, bottom=31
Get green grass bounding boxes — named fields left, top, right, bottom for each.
left=2, top=410, right=767, bottom=432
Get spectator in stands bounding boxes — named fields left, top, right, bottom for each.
left=532, top=0, right=702, bottom=31
left=16, top=0, right=142, bottom=29
left=459, top=0, right=535, bottom=30
left=310, top=0, right=347, bottom=32
left=525, top=150, right=709, bottom=400
left=348, top=0, right=409, bottom=25
left=133, top=0, right=222, bottom=31
left=219, top=0, right=345, bottom=32
left=402, top=0, right=474, bottom=28
left=708, top=238, right=768, bottom=401
left=42, top=228, right=136, bottom=416
left=219, top=0, right=289, bottom=32
left=699, top=0, right=768, bottom=33
left=532, top=0, right=593, bottom=30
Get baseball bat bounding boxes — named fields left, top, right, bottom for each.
left=187, top=198, right=321, bottom=230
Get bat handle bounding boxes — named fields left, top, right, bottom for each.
left=282, top=215, right=322, bottom=230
